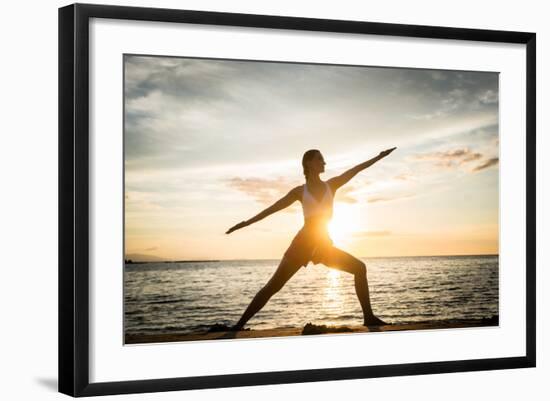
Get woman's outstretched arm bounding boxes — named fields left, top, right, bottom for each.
left=225, top=186, right=301, bottom=234
left=328, top=147, right=396, bottom=192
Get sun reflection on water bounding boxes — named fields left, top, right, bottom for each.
left=321, top=268, right=344, bottom=316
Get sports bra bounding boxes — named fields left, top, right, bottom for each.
left=301, top=181, right=334, bottom=220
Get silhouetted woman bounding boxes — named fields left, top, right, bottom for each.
left=226, top=147, right=397, bottom=329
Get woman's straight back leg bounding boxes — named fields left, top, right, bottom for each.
left=233, top=255, right=304, bottom=330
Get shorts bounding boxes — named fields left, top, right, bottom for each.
left=283, top=226, right=334, bottom=267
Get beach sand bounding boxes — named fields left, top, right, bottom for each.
left=125, top=317, right=498, bottom=344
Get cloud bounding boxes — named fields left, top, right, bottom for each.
left=472, top=157, right=499, bottom=172
left=226, top=176, right=365, bottom=219
left=334, top=185, right=358, bottom=204
left=367, top=193, right=415, bottom=203
left=404, top=70, right=498, bottom=121
left=144, top=246, right=158, bottom=251
left=125, top=190, right=164, bottom=211
left=412, top=147, right=483, bottom=169
left=394, top=173, right=415, bottom=181
left=461, top=152, right=483, bottom=163
left=124, top=55, right=499, bottom=174
left=225, top=176, right=300, bottom=205
left=478, top=89, right=498, bottom=105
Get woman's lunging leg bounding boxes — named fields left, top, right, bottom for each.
left=321, top=246, right=387, bottom=326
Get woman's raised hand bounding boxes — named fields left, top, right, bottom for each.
left=379, top=147, right=397, bottom=158
left=225, top=220, right=248, bottom=234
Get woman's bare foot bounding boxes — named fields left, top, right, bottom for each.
left=208, top=323, right=249, bottom=333
left=229, top=324, right=245, bottom=331
left=363, top=315, right=388, bottom=326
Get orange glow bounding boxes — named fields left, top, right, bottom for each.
left=328, top=203, right=361, bottom=247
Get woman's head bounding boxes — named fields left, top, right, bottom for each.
left=302, top=149, right=326, bottom=179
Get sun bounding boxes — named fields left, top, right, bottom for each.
left=327, top=203, right=361, bottom=246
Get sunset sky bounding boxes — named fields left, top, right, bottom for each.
left=124, top=55, right=499, bottom=261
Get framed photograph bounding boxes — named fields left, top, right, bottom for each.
left=58, top=3, right=536, bottom=397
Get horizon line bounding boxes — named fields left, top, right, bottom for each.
left=124, top=253, right=500, bottom=263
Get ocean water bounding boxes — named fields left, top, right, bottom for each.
left=124, top=255, right=498, bottom=336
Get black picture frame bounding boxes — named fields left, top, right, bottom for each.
left=58, top=3, right=536, bottom=397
